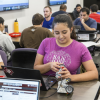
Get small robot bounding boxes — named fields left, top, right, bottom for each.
left=56, top=64, right=74, bottom=94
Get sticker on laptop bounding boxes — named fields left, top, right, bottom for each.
left=4, top=67, right=14, bottom=75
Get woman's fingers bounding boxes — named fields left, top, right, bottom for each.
left=50, top=62, right=62, bottom=72
left=58, top=73, right=70, bottom=79
left=58, top=68, right=71, bottom=79
left=52, top=67, right=59, bottom=72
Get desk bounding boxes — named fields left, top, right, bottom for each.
left=11, top=36, right=21, bottom=42
left=82, top=41, right=100, bottom=48
left=81, top=34, right=100, bottom=47
left=0, top=70, right=99, bottom=100
left=40, top=81, right=100, bottom=100
left=10, top=34, right=100, bottom=43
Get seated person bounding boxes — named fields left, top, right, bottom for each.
left=89, top=4, right=100, bottom=23
left=20, top=13, right=54, bottom=49
left=51, top=4, right=68, bottom=17
left=0, top=55, right=4, bottom=69
left=42, top=6, right=54, bottom=29
left=73, top=4, right=82, bottom=19
left=34, top=14, right=98, bottom=82
left=74, top=7, right=97, bottom=31
left=0, top=17, right=15, bottom=61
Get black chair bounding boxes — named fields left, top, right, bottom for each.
left=11, top=48, right=37, bottom=69
left=0, top=46, right=2, bottom=50
left=0, top=50, right=7, bottom=66
left=91, top=23, right=100, bottom=52
left=68, top=13, right=75, bottom=20
left=97, top=23, right=100, bottom=34
left=13, top=42, right=22, bottom=48
left=76, top=67, right=80, bottom=74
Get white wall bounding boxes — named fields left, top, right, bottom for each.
left=0, top=0, right=83, bottom=33
left=80, top=0, right=83, bottom=7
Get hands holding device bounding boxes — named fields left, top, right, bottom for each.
left=58, top=65, right=71, bottom=79
left=50, top=62, right=61, bottom=72
left=50, top=62, right=71, bottom=79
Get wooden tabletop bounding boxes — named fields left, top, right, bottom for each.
left=11, top=36, right=21, bottom=42
left=0, top=70, right=99, bottom=100
left=10, top=34, right=100, bottom=42
left=40, top=80, right=100, bottom=100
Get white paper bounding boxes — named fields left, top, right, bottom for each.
left=82, top=41, right=100, bottom=47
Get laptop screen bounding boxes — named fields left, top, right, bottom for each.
left=0, top=78, right=40, bottom=100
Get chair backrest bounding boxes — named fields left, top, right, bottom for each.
left=13, top=42, right=22, bottom=48
left=76, top=67, right=80, bottom=74
left=0, top=50, right=7, bottom=66
left=11, top=48, right=37, bottom=69
left=0, top=46, right=2, bottom=50
left=97, top=23, right=100, bottom=34
left=97, top=23, right=100, bottom=30
left=68, top=13, right=75, bottom=20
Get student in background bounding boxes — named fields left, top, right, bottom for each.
left=0, top=17, right=15, bottom=61
left=51, top=4, right=67, bottom=17
left=89, top=4, right=100, bottom=23
left=0, top=55, right=4, bottom=69
left=42, top=6, right=54, bottom=29
left=20, top=13, right=54, bottom=49
left=74, top=7, right=97, bottom=31
left=73, top=4, right=82, bottom=19
left=34, top=14, right=98, bottom=82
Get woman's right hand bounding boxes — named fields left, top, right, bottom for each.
left=49, top=62, right=62, bottom=72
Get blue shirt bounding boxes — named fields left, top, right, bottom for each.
left=42, top=17, right=54, bottom=29
left=74, top=18, right=97, bottom=30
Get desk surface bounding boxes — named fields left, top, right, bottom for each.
left=82, top=41, right=100, bottom=47
left=11, top=36, right=20, bottom=42
left=0, top=70, right=99, bottom=100
left=40, top=80, right=100, bottom=100
left=11, top=34, right=100, bottom=47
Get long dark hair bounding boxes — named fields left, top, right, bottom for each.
left=52, top=14, right=76, bottom=40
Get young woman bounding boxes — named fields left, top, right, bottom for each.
left=34, top=14, right=98, bottom=82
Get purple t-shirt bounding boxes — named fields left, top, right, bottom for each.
left=37, top=38, right=92, bottom=75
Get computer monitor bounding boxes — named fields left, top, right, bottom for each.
left=0, top=0, right=29, bottom=12
left=48, top=0, right=67, bottom=6
left=0, top=78, right=40, bottom=100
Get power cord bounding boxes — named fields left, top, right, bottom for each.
left=40, top=73, right=62, bottom=99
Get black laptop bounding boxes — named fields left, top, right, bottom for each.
left=76, top=30, right=98, bottom=41
left=1, top=66, right=57, bottom=91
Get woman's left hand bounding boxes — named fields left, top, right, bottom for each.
left=58, top=67, right=71, bottom=79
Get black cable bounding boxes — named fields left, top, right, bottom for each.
left=46, top=73, right=59, bottom=87
left=40, top=73, right=62, bottom=99
left=50, top=87, right=57, bottom=90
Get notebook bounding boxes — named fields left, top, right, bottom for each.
left=1, top=66, right=57, bottom=91
left=0, top=78, right=40, bottom=100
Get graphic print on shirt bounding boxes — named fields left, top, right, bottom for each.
left=47, top=50, right=71, bottom=67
